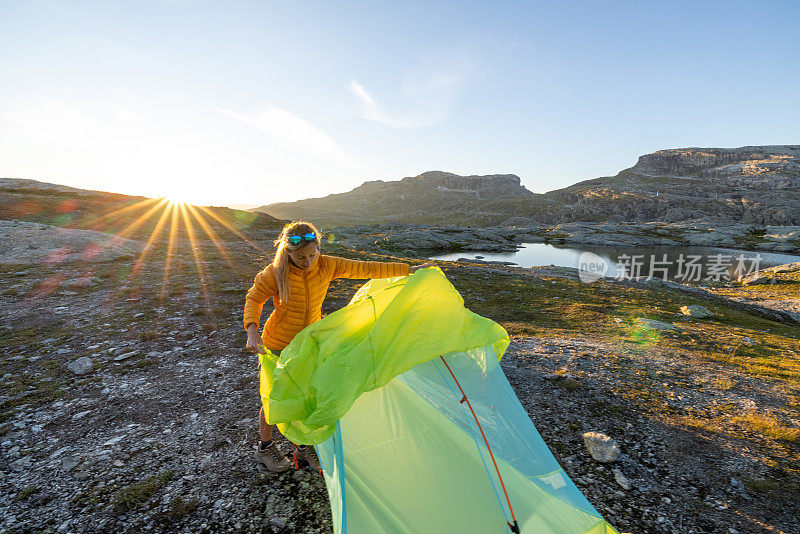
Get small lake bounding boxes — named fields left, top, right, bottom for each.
left=430, top=243, right=800, bottom=283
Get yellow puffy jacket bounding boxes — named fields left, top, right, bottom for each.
left=243, top=254, right=410, bottom=350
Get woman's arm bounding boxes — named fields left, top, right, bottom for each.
left=330, top=256, right=408, bottom=280
left=330, top=257, right=435, bottom=280
left=243, top=265, right=278, bottom=333
left=245, top=323, right=266, bottom=354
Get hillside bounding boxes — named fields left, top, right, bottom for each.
left=253, top=171, right=549, bottom=227
left=253, top=146, right=800, bottom=226
left=0, top=178, right=286, bottom=243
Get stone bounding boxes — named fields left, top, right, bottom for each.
left=114, top=351, right=138, bottom=362
left=270, top=517, right=287, bottom=531
left=103, top=435, right=126, bottom=446
left=740, top=274, right=782, bottom=285
left=613, top=468, right=631, bottom=490
left=62, top=456, right=81, bottom=472
left=10, top=456, right=32, bottom=471
left=67, top=357, right=93, bottom=375
left=680, top=305, right=715, bottom=318
left=582, top=432, right=621, bottom=463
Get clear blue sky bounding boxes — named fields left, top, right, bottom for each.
left=1, top=1, right=798, bottom=207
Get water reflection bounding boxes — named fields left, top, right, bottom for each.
left=430, top=243, right=800, bottom=283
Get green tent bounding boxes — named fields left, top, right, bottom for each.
left=259, top=267, right=619, bottom=533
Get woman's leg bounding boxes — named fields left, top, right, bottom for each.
left=259, top=406, right=274, bottom=442
left=258, top=348, right=282, bottom=443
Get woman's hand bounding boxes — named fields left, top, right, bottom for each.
left=246, top=324, right=267, bottom=354
left=409, top=262, right=435, bottom=274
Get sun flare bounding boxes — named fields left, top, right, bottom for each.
left=162, top=196, right=188, bottom=206
left=54, top=195, right=268, bottom=308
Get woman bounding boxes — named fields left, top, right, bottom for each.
left=244, top=220, right=432, bottom=471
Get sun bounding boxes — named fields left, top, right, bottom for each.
left=161, top=195, right=187, bottom=205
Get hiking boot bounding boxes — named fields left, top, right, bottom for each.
left=255, top=441, right=291, bottom=472
left=294, top=445, right=320, bottom=471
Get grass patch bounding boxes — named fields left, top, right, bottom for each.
left=114, top=469, right=174, bottom=510
left=733, top=413, right=800, bottom=443
left=712, top=377, right=736, bottom=390
left=743, top=474, right=800, bottom=499
left=0, top=409, right=16, bottom=423
left=140, top=330, right=160, bottom=341
left=555, top=377, right=581, bottom=392
left=16, top=485, right=39, bottom=501
left=154, top=496, right=199, bottom=523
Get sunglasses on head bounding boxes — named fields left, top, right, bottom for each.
left=287, top=232, right=317, bottom=246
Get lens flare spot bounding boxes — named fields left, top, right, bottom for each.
left=43, top=246, right=71, bottom=265
left=82, top=242, right=101, bottom=260
left=52, top=213, right=72, bottom=226
left=57, top=199, right=79, bottom=214
left=31, top=273, right=65, bottom=298
left=234, top=210, right=257, bottom=227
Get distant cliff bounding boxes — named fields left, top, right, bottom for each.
left=253, top=171, right=540, bottom=227
left=541, top=145, right=800, bottom=225
left=632, top=146, right=799, bottom=188
left=252, top=146, right=800, bottom=227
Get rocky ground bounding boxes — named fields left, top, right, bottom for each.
left=709, top=262, right=800, bottom=325
left=0, top=221, right=149, bottom=265
left=1, top=225, right=799, bottom=533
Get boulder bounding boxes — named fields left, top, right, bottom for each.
left=582, top=431, right=621, bottom=463
left=635, top=318, right=683, bottom=332
left=680, top=305, right=715, bottom=318
left=67, top=357, right=93, bottom=375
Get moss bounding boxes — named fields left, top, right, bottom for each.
left=743, top=474, right=800, bottom=499
left=114, top=469, right=174, bottom=510
left=711, top=377, right=736, bottom=390
left=154, top=496, right=199, bottom=523
left=140, top=330, right=160, bottom=341
left=733, top=413, right=800, bottom=443
left=557, top=378, right=581, bottom=392
left=16, top=485, right=39, bottom=501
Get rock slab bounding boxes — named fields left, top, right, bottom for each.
left=67, top=357, right=93, bottom=375
left=680, top=304, right=715, bottom=318
left=583, top=431, right=621, bottom=463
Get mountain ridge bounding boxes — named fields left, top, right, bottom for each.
left=253, top=145, right=800, bottom=226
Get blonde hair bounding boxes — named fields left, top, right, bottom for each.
left=272, top=220, right=322, bottom=303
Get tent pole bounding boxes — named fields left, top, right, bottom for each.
left=438, top=355, right=520, bottom=533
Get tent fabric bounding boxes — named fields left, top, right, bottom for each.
left=260, top=267, right=618, bottom=533
left=259, top=267, right=510, bottom=445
